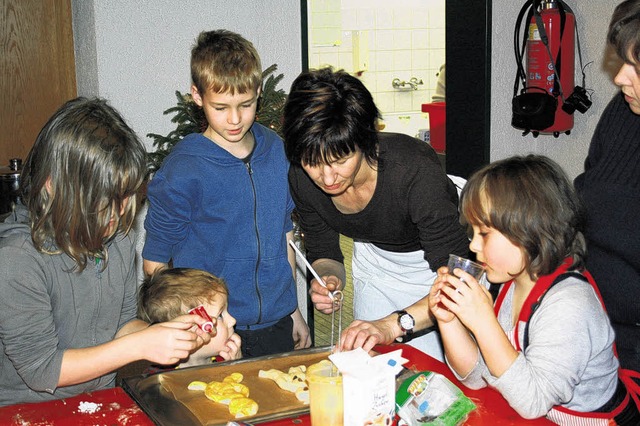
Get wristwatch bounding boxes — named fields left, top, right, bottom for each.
left=394, top=310, right=415, bottom=342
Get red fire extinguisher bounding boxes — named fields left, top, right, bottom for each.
left=526, top=0, right=575, bottom=135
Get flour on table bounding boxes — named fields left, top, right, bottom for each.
left=78, top=401, right=102, bottom=414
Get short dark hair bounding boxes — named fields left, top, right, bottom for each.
left=608, top=0, right=640, bottom=63
left=283, top=67, right=380, bottom=167
left=460, top=155, right=586, bottom=280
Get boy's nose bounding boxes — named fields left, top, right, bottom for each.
left=228, top=109, right=241, bottom=124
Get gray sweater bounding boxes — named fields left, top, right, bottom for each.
left=454, top=276, right=619, bottom=420
left=0, top=206, right=138, bottom=406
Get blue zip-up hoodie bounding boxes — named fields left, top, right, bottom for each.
left=143, top=123, right=297, bottom=329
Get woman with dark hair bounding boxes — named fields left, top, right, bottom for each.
left=575, top=0, right=640, bottom=373
left=284, top=67, right=469, bottom=359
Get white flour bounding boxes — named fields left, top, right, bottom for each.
left=78, top=401, right=102, bottom=414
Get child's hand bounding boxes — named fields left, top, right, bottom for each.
left=429, top=266, right=458, bottom=323
left=436, top=267, right=494, bottom=330
left=138, top=320, right=203, bottom=365
left=218, top=333, right=242, bottom=361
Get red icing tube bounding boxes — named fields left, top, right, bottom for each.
left=188, top=305, right=215, bottom=333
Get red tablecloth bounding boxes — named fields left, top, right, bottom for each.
left=261, top=343, right=552, bottom=426
left=0, top=387, right=154, bottom=425
left=0, top=344, right=552, bottom=425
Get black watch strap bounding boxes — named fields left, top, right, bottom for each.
left=394, top=310, right=415, bottom=342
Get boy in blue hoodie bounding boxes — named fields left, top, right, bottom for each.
left=143, top=30, right=310, bottom=358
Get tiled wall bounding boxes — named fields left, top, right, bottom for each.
left=308, top=0, right=445, bottom=116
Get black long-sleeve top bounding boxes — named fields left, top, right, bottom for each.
left=289, top=132, right=470, bottom=268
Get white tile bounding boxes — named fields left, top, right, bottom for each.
left=376, top=50, right=394, bottom=72
left=341, top=8, right=357, bottom=30
left=411, top=8, right=429, bottom=29
left=394, top=91, right=414, bottom=111
left=375, top=30, right=395, bottom=51
left=376, top=8, right=394, bottom=29
left=393, top=30, right=412, bottom=50
left=427, top=0, right=446, bottom=28
left=412, top=49, right=429, bottom=70
left=393, top=8, right=413, bottom=29
left=375, top=91, right=395, bottom=112
left=412, top=29, right=429, bottom=50
left=429, top=28, right=445, bottom=48
left=393, top=50, right=413, bottom=71
left=376, top=71, right=397, bottom=92
left=429, top=48, right=445, bottom=68
left=357, top=8, right=375, bottom=30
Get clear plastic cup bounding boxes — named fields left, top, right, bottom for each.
left=307, top=361, right=343, bottom=425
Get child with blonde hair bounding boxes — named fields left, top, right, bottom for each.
left=138, top=268, right=241, bottom=367
left=143, top=29, right=309, bottom=357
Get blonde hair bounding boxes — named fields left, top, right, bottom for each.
left=138, top=268, right=229, bottom=323
left=20, top=97, right=146, bottom=271
left=191, top=29, right=262, bottom=96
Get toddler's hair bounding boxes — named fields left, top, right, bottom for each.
left=191, top=29, right=262, bottom=96
left=20, top=97, right=147, bottom=271
left=138, top=268, right=229, bottom=324
left=460, top=154, right=586, bottom=279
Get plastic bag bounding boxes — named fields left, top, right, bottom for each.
left=396, top=371, right=475, bottom=426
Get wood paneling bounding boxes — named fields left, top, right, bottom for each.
left=0, top=0, right=76, bottom=166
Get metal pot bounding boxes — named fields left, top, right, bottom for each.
left=0, top=158, right=22, bottom=215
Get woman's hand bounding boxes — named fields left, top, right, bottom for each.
left=339, top=317, right=396, bottom=353
left=429, top=266, right=458, bottom=324
left=218, top=333, right=242, bottom=361
left=309, top=275, right=342, bottom=314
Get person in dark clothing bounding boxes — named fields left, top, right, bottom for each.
left=283, top=67, right=470, bottom=360
left=574, top=0, right=640, bottom=372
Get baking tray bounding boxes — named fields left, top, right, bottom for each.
left=122, top=346, right=332, bottom=426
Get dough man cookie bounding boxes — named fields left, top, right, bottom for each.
left=258, top=365, right=309, bottom=404
left=188, top=373, right=258, bottom=419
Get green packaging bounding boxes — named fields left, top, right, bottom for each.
left=395, top=371, right=476, bottom=426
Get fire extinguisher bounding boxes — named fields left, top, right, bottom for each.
left=526, top=0, right=574, bottom=135
left=512, top=0, right=590, bottom=137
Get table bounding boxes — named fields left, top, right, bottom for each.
left=259, top=344, right=552, bottom=426
left=0, top=387, right=154, bottom=426
left=0, top=344, right=552, bottom=425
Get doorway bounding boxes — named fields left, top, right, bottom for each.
left=304, top=0, right=445, bottom=149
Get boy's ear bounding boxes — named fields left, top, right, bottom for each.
left=191, top=85, right=203, bottom=107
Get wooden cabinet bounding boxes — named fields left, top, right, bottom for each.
left=0, top=0, right=76, bottom=166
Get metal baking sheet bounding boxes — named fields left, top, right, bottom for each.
left=122, top=346, right=332, bottom=426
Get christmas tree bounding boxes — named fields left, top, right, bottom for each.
left=147, top=64, right=287, bottom=173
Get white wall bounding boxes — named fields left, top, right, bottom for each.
left=72, top=0, right=302, bottom=152
left=72, top=1, right=618, bottom=181
left=490, top=1, right=619, bottom=179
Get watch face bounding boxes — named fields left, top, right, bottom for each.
left=400, top=314, right=415, bottom=331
